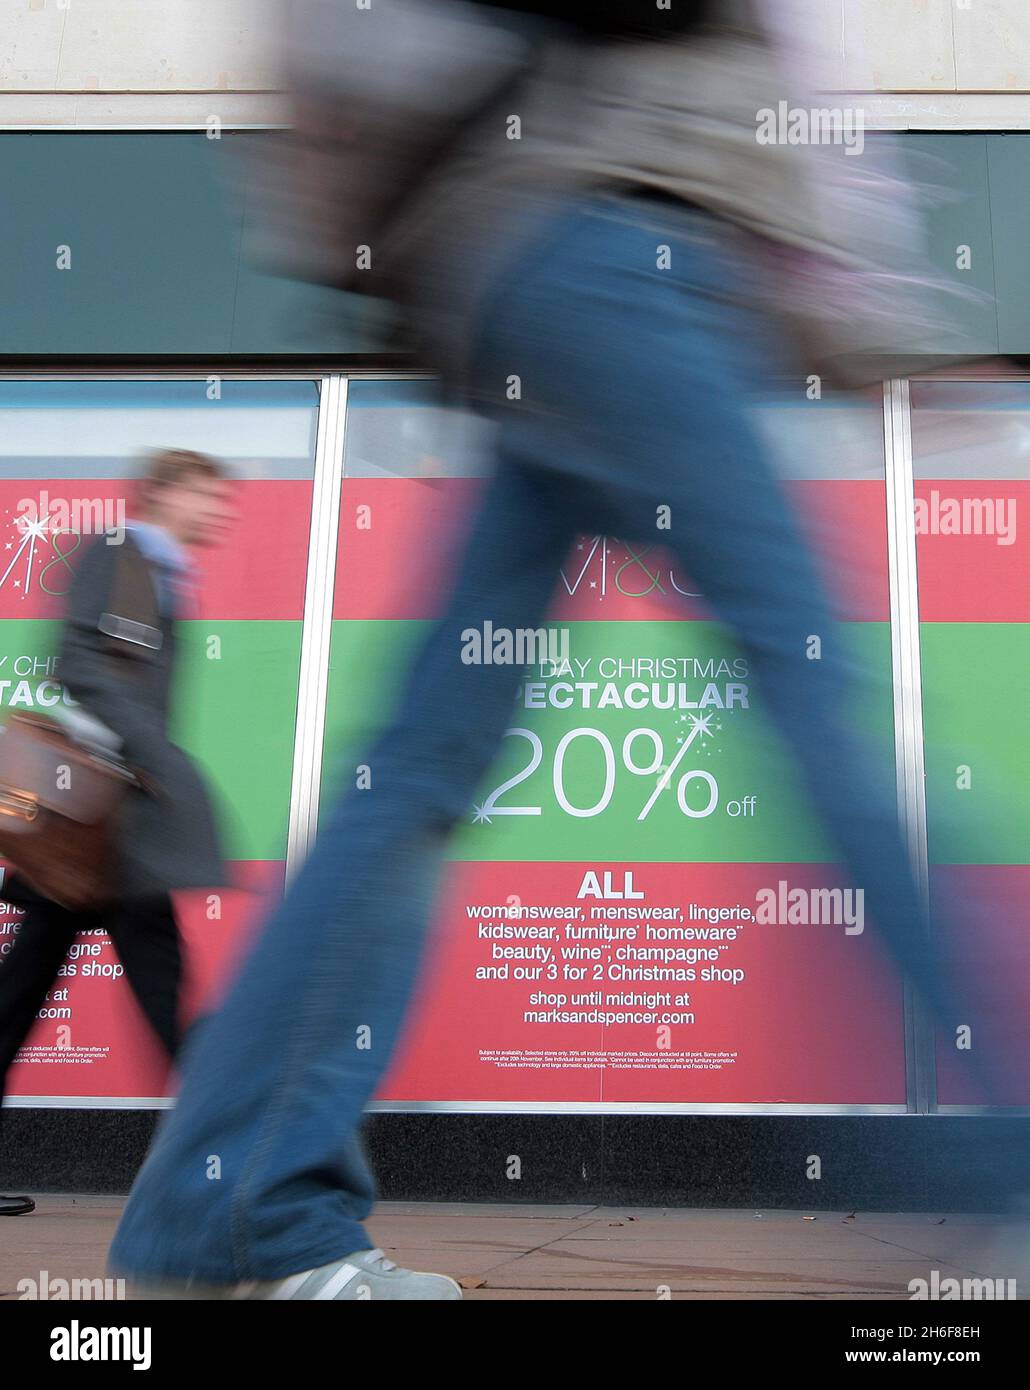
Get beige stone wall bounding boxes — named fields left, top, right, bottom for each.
left=1, top=0, right=277, bottom=90
left=842, top=0, right=1030, bottom=91
left=0, top=0, right=285, bottom=124
left=0, top=0, right=1028, bottom=126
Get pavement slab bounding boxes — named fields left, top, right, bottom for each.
left=0, top=1196, right=1021, bottom=1301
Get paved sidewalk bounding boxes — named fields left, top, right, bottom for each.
left=0, top=1197, right=1015, bottom=1299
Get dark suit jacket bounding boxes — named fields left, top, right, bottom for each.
left=56, top=533, right=226, bottom=900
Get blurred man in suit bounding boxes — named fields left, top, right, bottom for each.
left=0, top=449, right=235, bottom=1214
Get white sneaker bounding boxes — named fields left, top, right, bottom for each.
left=130, top=1249, right=463, bottom=1301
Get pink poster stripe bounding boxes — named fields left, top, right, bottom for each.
left=333, top=479, right=890, bottom=623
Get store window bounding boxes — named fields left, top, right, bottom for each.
left=0, top=378, right=319, bottom=1104
left=911, top=381, right=1030, bottom=1107
left=323, top=381, right=907, bottom=1111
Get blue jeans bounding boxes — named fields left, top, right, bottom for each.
left=110, top=194, right=981, bottom=1281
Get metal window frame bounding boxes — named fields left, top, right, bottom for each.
left=884, top=378, right=935, bottom=1116
left=896, top=370, right=1030, bottom=1118
left=1, top=366, right=1025, bottom=1115
left=284, top=375, right=346, bottom=881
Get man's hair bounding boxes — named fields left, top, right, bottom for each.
left=138, top=449, right=228, bottom=510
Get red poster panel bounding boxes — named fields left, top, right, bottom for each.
left=381, top=861, right=906, bottom=1106
left=914, top=481, right=1030, bottom=622
left=334, top=479, right=889, bottom=623
left=932, top=867, right=1030, bottom=1107
left=0, top=480, right=311, bottom=621
left=2, top=862, right=282, bottom=1102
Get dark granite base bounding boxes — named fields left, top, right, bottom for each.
left=1, top=1110, right=1027, bottom=1212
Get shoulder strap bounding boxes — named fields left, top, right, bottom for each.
left=97, top=535, right=164, bottom=663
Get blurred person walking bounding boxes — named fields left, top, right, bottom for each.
left=108, top=1, right=1022, bottom=1297
left=0, top=450, right=234, bottom=1216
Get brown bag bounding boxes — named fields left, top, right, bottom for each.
left=0, top=534, right=159, bottom=911
left=0, top=711, right=139, bottom=910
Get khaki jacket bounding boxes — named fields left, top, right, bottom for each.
left=269, top=1, right=986, bottom=388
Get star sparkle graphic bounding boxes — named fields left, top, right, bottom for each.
left=15, top=512, right=53, bottom=543
left=0, top=509, right=55, bottom=600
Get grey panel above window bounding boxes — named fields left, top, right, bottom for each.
left=2, top=131, right=1030, bottom=359
left=0, top=133, right=392, bottom=357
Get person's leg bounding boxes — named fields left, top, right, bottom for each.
left=0, top=884, right=84, bottom=1213
left=475, top=193, right=1010, bottom=1121
left=0, top=884, right=84, bottom=1093
left=110, top=459, right=579, bottom=1283
left=105, top=895, right=183, bottom=1061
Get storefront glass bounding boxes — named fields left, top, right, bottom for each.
left=0, top=378, right=319, bottom=1103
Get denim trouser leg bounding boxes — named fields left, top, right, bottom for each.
left=476, top=196, right=976, bottom=1033
left=110, top=461, right=577, bottom=1281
